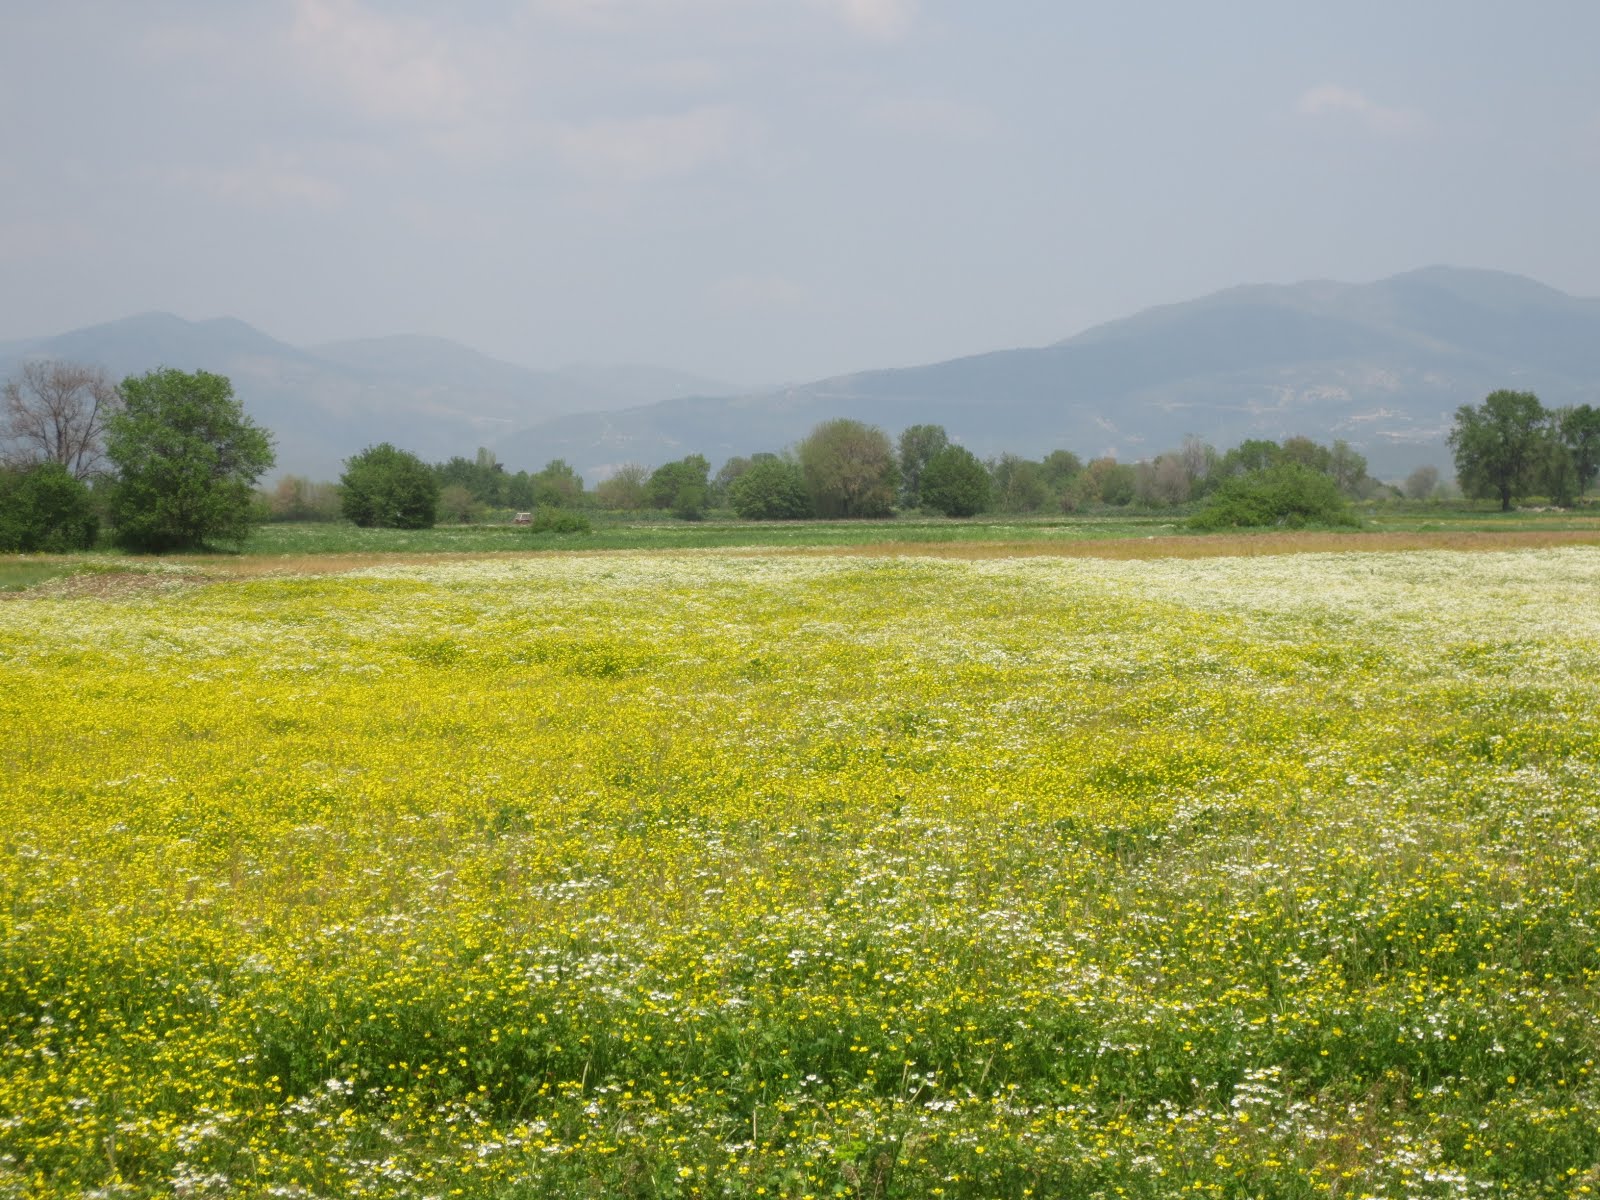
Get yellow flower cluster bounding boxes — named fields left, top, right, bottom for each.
left=1, top=549, right=1598, bottom=1197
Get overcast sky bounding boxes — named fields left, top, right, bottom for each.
left=3, top=1, right=1598, bottom=383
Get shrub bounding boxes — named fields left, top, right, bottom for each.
left=1189, top=463, right=1359, bottom=530
left=919, top=445, right=991, bottom=517
left=0, top=462, right=99, bottom=552
left=729, top=458, right=812, bottom=520
left=528, top=505, right=591, bottom=534
left=340, top=444, right=439, bottom=529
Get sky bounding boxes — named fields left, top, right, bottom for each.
left=3, top=1, right=1598, bottom=384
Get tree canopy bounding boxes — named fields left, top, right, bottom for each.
left=340, top=443, right=440, bottom=529
left=106, top=368, right=274, bottom=551
left=1448, top=390, right=1547, bottom=511
left=919, top=445, right=991, bottom=517
left=798, top=419, right=897, bottom=518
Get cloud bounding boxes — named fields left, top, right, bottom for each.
left=528, top=0, right=917, bottom=40
left=821, top=0, right=917, bottom=39
left=550, top=106, right=755, bottom=182
left=712, top=274, right=809, bottom=311
left=866, top=96, right=989, bottom=141
left=162, top=154, right=344, bottom=209
left=288, top=0, right=492, bottom=126
left=1295, top=85, right=1429, bottom=137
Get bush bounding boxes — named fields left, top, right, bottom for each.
left=340, top=444, right=439, bottom=529
left=1189, top=463, right=1359, bottom=530
left=0, top=462, right=99, bottom=552
left=729, top=458, right=813, bottom=520
left=528, top=505, right=591, bottom=534
left=919, top=445, right=991, bottom=517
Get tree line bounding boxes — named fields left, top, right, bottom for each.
left=2, top=359, right=1595, bottom=551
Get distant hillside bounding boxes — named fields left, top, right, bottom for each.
left=6, top=268, right=1598, bottom=483
left=498, top=267, right=1600, bottom=481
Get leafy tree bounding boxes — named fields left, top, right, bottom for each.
left=0, top=462, right=99, bottom=551
left=595, top=464, right=649, bottom=510
left=1403, top=465, right=1440, bottom=501
left=1217, top=439, right=1284, bottom=478
left=1039, top=449, right=1083, bottom=496
left=1328, top=440, right=1372, bottom=496
left=1081, top=457, right=1136, bottom=506
left=1448, top=389, right=1547, bottom=511
left=438, top=484, right=479, bottom=524
left=1190, top=463, right=1358, bottom=530
left=1279, top=435, right=1332, bottom=475
left=647, top=455, right=711, bottom=511
left=434, top=449, right=507, bottom=506
left=106, top=368, right=275, bottom=551
left=728, top=457, right=811, bottom=520
left=2, top=360, right=121, bottom=479
left=798, top=420, right=898, bottom=518
left=532, top=459, right=584, bottom=508
left=1133, top=454, right=1191, bottom=506
left=920, top=445, right=991, bottom=517
left=265, top=475, right=341, bottom=522
left=988, top=453, right=1049, bottom=513
left=1558, top=404, right=1600, bottom=498
left=897, top=424, right=949, bottom=508
left=339, top=443, right=439, bottom=529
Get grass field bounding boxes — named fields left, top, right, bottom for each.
left=3, top=544, right=1600, bottom=1196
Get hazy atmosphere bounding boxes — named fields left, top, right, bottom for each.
left=6, top=1, right=1600, bottom=384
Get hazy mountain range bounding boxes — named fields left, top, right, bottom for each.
left=4, top=266, right=1598, bottom=483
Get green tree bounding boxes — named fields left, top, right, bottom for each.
left=595, top=464, right=649, bottom=510
left=729, top=457, right=811, bottom=519
left=1558, top=404, right=1600, bottom=498
left=340, top=443, right=439, bottom=529
left=0, top=462, right=99, bottom=551
left=532, top=459, right=584, bottom=508
left=647, top=455, right=711, bottom=511
left=987, top=453, right=1049, bottom=513
left=106, top=368, right=274, bottom=551
left=896, top=424, right=949, bottom=509
left=1189, top=463, right=1358, bottom=530
left=798, top=419, right=898, bottom=518
left=1448, top=389, right=1547, bottom=511
left=919, top=445, right=991, bottom=517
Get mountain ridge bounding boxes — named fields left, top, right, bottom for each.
left=5, top=267, right=1598, bottom=482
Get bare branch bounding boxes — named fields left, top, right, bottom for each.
left=0, top=360, right=122, bottom=479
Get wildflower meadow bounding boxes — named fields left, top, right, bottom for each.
left=2, top=547, right=1599, bottom=1198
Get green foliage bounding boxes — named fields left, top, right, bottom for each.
left=988, top=453, right=1049, bottom=513
left=1557, top=404, right=1600, bottom=498
left=433, top=448, right=507, bottom=507
left=527, top=505, right=591, bottom=533
left=531, top=459, right=584, bottom=508
left=647, top=455, right=711, bottom=511
left=340, top=443, right=440, bottom=529
left=264, top=475, right=341, bottom=522
left=1189, top=463, right=1359, bottom=530
left=1449, top=389, right=1547, bottom=511
left=728, top=457, right=812, bottom=519
left=798, top=419, right=898, bottom=519
left=919, top=444, right=991, bottom=517
left=106, top=368, right=275, bottom=551
left=896, top=423, right=950, bottom=508
left=0, top=461, right=99, bottom=551
left=595, top=464, right=649, bottom=511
